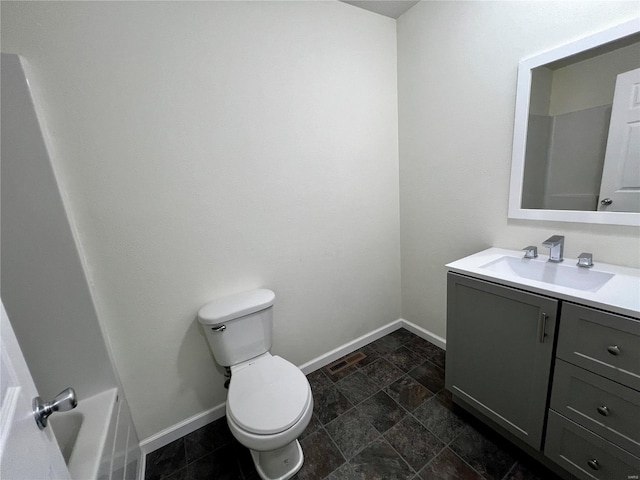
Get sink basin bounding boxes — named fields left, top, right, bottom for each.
left=480, top=256, right=614, bottom=292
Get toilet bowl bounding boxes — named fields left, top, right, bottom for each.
left=226, top=354, right=313, bottom=479
left=198, top=289, right=313, bottom=480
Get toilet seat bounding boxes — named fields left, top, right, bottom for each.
left=228, top=355, right=310, bottom=435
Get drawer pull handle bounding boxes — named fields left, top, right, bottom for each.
left=587, top=459, right=599, bottom=471
left=607, top=345, right=621, bottom=355
left=597, top=405, right=610, bottom=416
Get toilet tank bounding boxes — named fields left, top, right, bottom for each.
left=198, top=289, right=275, bottom=366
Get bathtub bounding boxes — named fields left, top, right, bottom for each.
left=50, top=388, right=118, bottom=479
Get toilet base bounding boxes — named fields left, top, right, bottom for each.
left=250, top=439, right=304, bottom=480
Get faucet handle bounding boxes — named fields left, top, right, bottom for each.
left=577, top=252, right=594, bottom=268
left=522, top=246, right=538, bottom=258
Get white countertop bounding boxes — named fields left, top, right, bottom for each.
left=446, top=248, right=640, bottom=318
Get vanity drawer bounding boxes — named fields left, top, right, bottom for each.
left=545, top=410, right=640, bottom=480
left=556, top=303, right=640, bottom=390
left=551, top=359, right=640, bottom=456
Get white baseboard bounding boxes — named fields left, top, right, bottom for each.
left=297, top=319, right=403, bottom=374
left=139, top=401, right=227, bottom=456
left=139, top=318, right=445, bottom=459
left=399, top=318, right=446, bottom=350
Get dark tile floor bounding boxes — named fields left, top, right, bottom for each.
left=145, top=328, right=564, bottom=480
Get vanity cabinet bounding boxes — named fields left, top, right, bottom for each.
left=446, top=272, right=640, bottom=480
left=445, top=272, right=558, bottom=450
left=545, top=303, right=640, bottom=479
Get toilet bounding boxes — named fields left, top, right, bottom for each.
left=198, top=289, right=313, bottom=480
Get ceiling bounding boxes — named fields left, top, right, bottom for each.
left=340, top=1, right=420, bottom=19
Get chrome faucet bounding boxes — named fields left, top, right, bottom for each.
left=542, top=235, right=564, bottom=263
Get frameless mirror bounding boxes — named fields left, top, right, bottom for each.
left=509, top=18, right=640, bottom=226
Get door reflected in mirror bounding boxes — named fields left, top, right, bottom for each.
left=509, top=19, right=640, bottom=226
left=523, top=38, right=640, bottom=212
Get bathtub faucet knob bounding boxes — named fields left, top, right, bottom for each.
left=33, top=387, right=77, bottom=430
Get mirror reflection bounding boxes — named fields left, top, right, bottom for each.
left=521, top=34, right=640, bottom=213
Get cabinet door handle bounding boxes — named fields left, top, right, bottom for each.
left=607, top=345, right=621, bottom=355
left=538, top=313, right=548, bottom=343
left=597, top=405, right=610, bottom=416
left=587, top=459, right=599, bottom=471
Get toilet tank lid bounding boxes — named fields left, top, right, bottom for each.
left=198, top=289, right=275, bottom=325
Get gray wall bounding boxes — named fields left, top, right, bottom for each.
left=1, top=53, right=117, bottom=402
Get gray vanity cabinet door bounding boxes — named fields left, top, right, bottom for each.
left=446, top=273, right=558, bottom=450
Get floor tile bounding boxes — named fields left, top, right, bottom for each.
left=418, top=447, right=482, bottom=480
left=164, top=467, right=189, bottom=480
left=384, top=375, right=432, bottom=411
left=503, top=460, right=564, bottom=480
left=307, top=369, right=334, bottom=392
left=232, top=441, right=260, bottom=480
left=325, top=408, right=381, bottom=459
left=360, top=358, right=405, bottom=387
left=407, top=360, right=445, bottom=394
left=299, top=413, right=322, bottom=440
left=324, top=361, right=361, bottom=383
left=186, top=444, right=241, bottom=480
left=357, top=391, right=407, bottom=434
left=385, top=346, right=426, bottom=373
left=325, top=462, right=361, bottom=480
left=368, top=335, right=405, bottom=355
left=183, top=417, right=233, bottom=463
left=336, top=370, right=380, bottom=405
left=354, top=344, right=382, bottom=369
left=405, top=337, right=446, bottom=370
left=435, top=387, right=454, bottom=410
left=412, top=396, right=465, bottom=444
left=143, top=334, right=560, bottom=480
left=349, top=438, right=414, bottom=480
left=297, top=428, right=345, bottom=479
left=384, top=415, right=445, bottom=471
left=388, top=328, right=418, bottom=345
left=449, top=423, right=517, bottom=480
left=145, top=438, right=187, bottom=480
left=313, top=385, right=354, bottom=425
